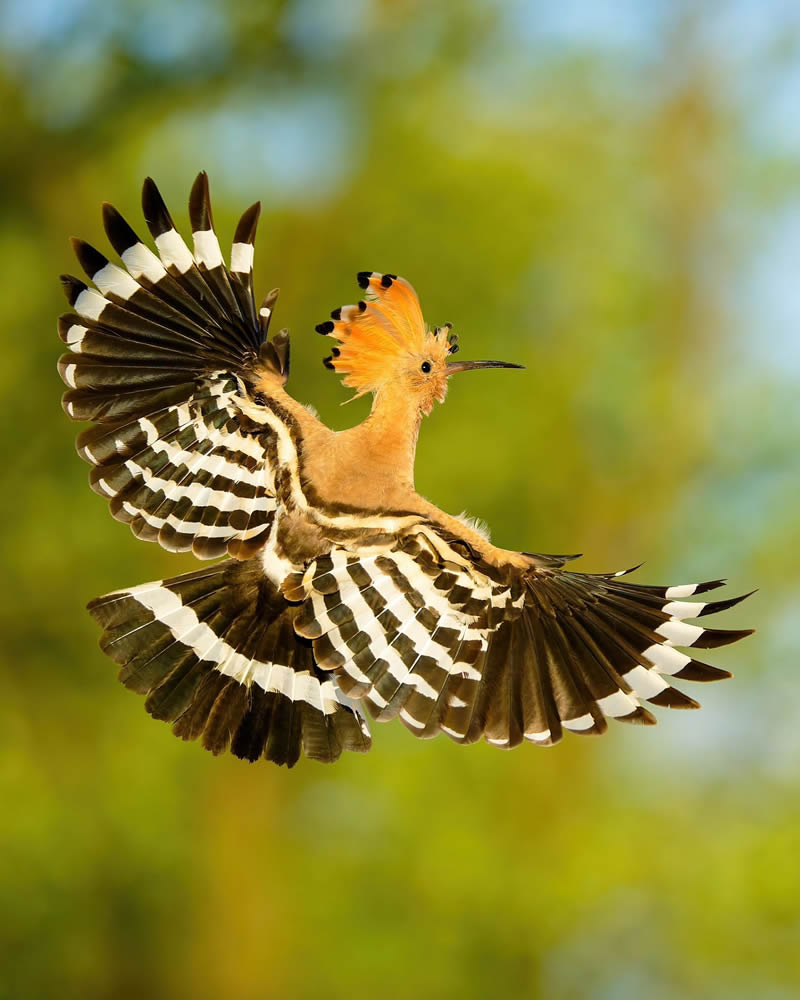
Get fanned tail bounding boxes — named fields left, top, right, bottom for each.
left=88, top=559, right=371, bottom=767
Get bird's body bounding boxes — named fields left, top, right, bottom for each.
left=57, top=173, right=753, bottom=767
left=249, top=374, right=522, bottom=573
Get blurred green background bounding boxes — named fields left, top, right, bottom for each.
left=2, top=1, right=799, bottom=997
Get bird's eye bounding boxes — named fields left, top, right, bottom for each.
left=421, top=361, right=432, bottom=374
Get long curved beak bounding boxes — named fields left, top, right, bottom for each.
left=446, top=359, right=525, bottom=376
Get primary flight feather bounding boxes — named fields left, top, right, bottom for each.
left=57, top=172, right=753, bottom=767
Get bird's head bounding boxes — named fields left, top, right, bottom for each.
left=317, top=272, right=522, bottom=416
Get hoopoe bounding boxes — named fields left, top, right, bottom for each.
left=57, top=173, right=753, bottom=768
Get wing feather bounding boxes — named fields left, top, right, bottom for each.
left=289, top=525, right=753, bottom=749
left=58, top=174, right=295, bottom=559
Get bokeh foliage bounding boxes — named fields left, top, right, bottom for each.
left=1, top=2, right=799, bottom=998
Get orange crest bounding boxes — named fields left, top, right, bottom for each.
left=316, top=272, right=458, bottom=397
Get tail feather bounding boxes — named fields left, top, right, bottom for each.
left=202, top=680, right=249, bottom=757
left=89, top=559, right=371, bottom=767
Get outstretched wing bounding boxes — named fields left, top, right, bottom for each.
left=57, top=172, right=291, bottom=560
left=287, top=525, right=754, bottom=747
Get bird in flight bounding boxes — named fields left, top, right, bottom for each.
left=57, top=173, right=753, bottom=767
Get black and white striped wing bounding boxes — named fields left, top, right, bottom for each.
left=289, top=533, right=753, bottom=747
left=287, top=534, right=527, bottom=736
left=57, top=173, right=286, bottom=559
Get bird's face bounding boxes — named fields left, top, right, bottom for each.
left=403, top=350, right=451, bottom=416
left=318, top=273, right=522, bottom=413
left=401, top=331, right=524, bottom=417
left=394, top=326, right=528, bottom=416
